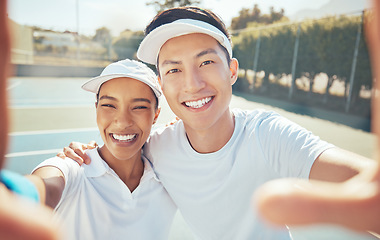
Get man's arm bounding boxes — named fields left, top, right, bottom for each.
left=28, top=167, right=65, bottom=209
left=253, top=0, right=380, bottom=234
left=309, top=147, right=376, bottom=182
left=57, top=141, right=98, bottom=165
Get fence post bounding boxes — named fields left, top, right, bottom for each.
left=288, top=24, right=301, bottom=99
left=251, top=33, right=261, bottom=92
left=345, top=11, right=364, bottom=113
left=76, top=0, right=80, bottom=63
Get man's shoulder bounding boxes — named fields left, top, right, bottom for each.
left=148, top=121, right=184, bottom=143
left=233, top=108, right=280, bottom=127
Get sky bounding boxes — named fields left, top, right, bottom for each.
left=7, top=0, right=366, bottom=37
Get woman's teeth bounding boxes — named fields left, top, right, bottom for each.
left=112, top=133, right=136, bottom=142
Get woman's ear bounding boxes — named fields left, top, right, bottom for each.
left=153, top=107, right=161, bottom=124
left=229, top=58, right=239, bottom=85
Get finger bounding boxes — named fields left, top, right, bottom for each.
left=67, top=142, right=92, bottom=164
left=83, top=152, right=91, bottom=165
left=63, top=147, right=84, bottom=165
left=87, top=141, right=98, bottom=149
left=56, top=152, right=65, bottom=159
left=69, top=141, right=85, bottom=151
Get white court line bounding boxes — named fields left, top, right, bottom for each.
left=7, top=128, right=99, bottom=158
left=5, top=149, right=62, bottom=158
left=7, top=81, right=21, bottom=90
left=9, top=127, right=98, bottom=136
left=10, top=104, right=94, bottom=109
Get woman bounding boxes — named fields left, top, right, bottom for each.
left=31, top=59, right=176, bottom=240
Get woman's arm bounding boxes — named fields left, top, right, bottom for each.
left=28, top=167, right=65, bottom=209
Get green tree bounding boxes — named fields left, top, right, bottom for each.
left=231, top=4, right=288, bottom=30
left=112, top=30, right=144, bottom=60
left=93, top=27, right=112, bottom=58
left=146, top=0, right=201, bottom=13
left=93, top=27, right=112, bottom=47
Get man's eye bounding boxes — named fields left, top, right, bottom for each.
left=167, top=69, right=179, bottom=74
left=134, top=106, right=148, bottom=110
left=201, top=60, right=213, bottom=66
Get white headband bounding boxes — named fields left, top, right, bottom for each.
left=137, top=18, right=233, bottom=65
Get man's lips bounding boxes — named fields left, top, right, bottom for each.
left=183, top=96, right=213, bottom=109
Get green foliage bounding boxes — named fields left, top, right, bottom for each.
left=93, top=27, right=112, bottom=48
left=112, top=31, right=144, bottom=60
left=232, top=13, right=372, bottom=102
left=146, top=0, right=201, bottom=13
left=231, top=4, right=289, bottom=30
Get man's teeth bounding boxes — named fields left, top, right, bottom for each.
left=112, top=134, right=136, bottom=141
left=185, top=97, right=212, bottom=109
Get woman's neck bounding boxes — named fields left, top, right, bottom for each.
left=98, top=147, right=144, bottom=192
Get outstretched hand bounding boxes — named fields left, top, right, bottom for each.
left=0, top=183, right=60, bottom=240
left=56, top=141, right=97, bottom=165
left=254, top=165, right=380, bottom=235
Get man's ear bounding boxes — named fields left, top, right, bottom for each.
left=153, top=107, right=161, bottom=124
left=157, top=76, right=163, bottom=88
left=229, top=58, right=239, bottom=85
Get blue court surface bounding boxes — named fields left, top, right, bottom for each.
left=5, top=128, right=103, bottom=174
left=5, top=77, right=98, bottom=173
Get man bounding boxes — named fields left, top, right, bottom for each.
left=63, top=6, right=375, bottom=239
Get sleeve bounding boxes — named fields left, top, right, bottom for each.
left=32, top=157, right=82, bottom=207
left=256, top=112, right=334, bottom=179
left=0, top=170, right=40, bottom=203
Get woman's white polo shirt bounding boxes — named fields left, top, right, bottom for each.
left=34, top=148, right=176, bottom=240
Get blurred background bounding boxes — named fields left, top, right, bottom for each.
left=4, top=1, right=376, bottom=239
left=7, top=0, right=373, bottom=123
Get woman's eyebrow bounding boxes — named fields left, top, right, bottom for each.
left=99, top=95, right=117, bottom=101
left=132, top=98, right=151, bottom=104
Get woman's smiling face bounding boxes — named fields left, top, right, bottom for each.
left=96, top=77, right=158, bottom=163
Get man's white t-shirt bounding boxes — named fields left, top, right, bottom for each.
left=145, top=109, right=334, bottom=240
left=34, top=148, right=176, bottom=240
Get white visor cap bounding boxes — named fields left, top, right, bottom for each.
left=82, top=59, right=161, bottom=99
left=137, top=18, right=232, bottom=65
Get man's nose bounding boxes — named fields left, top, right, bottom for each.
left=183, top=68, right=206, bottom=93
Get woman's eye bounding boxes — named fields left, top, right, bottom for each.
left=201, top=60, right=213, bottom=66
left=101, top=104, right=115, bottom=108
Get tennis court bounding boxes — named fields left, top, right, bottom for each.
left=4, top=76, right=377, bottom=240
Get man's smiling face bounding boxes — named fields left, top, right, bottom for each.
left=158, top=33, right=238, bottom=132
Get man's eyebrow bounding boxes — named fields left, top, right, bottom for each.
left=159, top=48, right=218, bottom=67
left=161, top=59, right=182, bottom=66
left=196, top=48, right=218, bottom=58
